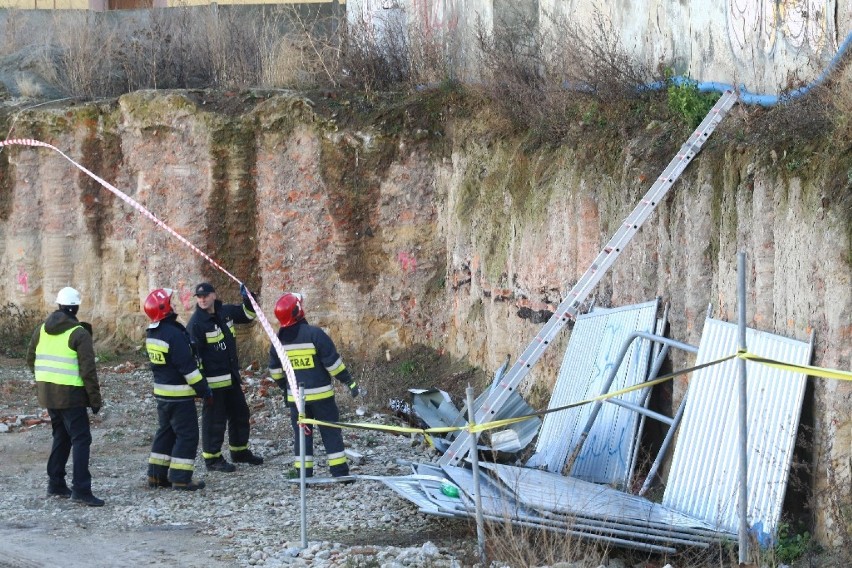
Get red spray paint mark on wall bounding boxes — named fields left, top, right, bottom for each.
left=178, top=287, right=193, bottom=311
left=398, top=251, right=417, bottom=273
left=16, top=268, right=29, bottom=294
left=413, top=0, right=459, bottom=35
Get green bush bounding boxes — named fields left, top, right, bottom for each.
left=774, top=522, right=818, bottom=563
left=667, top=77, right=719, bottom=128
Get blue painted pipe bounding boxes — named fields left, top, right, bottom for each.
left=648, top=29, right=852, bottom=107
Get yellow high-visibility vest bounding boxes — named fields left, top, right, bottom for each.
left=34, top=325, right=83, bottom=387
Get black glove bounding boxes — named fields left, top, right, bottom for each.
left=348, top=382, right=360, bottom=398
left=203, top=388, right=214, bottom=407
left=240, top=284, right=258, bottom=303
left=92, top=406, right=100, bottom=415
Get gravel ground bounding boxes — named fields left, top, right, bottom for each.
left=0, top=358, right=481, bottom=567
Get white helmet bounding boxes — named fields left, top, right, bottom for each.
left=55, top=287, right=82, bottom=306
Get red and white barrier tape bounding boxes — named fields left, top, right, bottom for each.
left=0, top=138, right=301, bottom=411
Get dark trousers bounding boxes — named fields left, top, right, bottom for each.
left=149, top=399, right=199, bottom=484
left=47, top=407, right=92, bottom=494
left=201, top=381, right=250, bottom=461
left=289, top=397, right=348, bottom=477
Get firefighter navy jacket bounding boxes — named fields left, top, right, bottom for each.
left=146, top=314, right=209, bottom=401
left=268, top=319, right=353, bottom=404
left=187, top=298, right=255, bottom=390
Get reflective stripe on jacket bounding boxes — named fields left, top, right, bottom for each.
left=34, top=325, right=83, bottom=387
left=147, top=315, right=208, bottom=401
left=267, top=319, right=353, bottom=404
left=187, top=298, right=255, bottom=389
left=26, top=310, right=101, bottom=409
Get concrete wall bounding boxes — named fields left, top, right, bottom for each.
left=351, top=0, right=852, bottom=95
left=0, top=0, right=340, bottom=10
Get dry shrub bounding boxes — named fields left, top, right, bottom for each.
left=41, top=11, right=122, bottom=99
left=555, top=9, right=655, bottom=101
left=116, top=6, right=215, bottom=92
left=14, top=74, right=44, bottom=99
left=205, top=6, right=266, bottom=89
left=271, top=5, right=343, bottom=89
left=276, top=4, right=455, bottom=94
left=258, top=15, right=317, bottom=89
left=341, top=11, right=412, bottom=93
left=115, top=5, right=277, bottom=91
left=826, top=57, right=852, bottom=141
left=0, top=303, right=41, bottom=358
left=476, top=6, right=657, bottom=144
left=484, top=513, right=606, bottom=567
left=4, top=4, right=453, bottom=98
left=0, top=9, right=35, bottom=56
left=259, top=38, right=310, bottom=89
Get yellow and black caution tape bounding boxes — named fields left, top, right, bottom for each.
left=299, top=353, right=739, bottom=435
left=737, top=350, right=852, bottom=381
left=299, top=350, right=850, bottom=436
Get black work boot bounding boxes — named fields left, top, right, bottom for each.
left=47, top=484, right=72, bottom=498
left=172, top=480, right=205, bottom=491
left=71, top=491, right=105, bottom=507
left=147, top=476, right=172, bottom=489
left=288, top=468, right=313, bottom=479
left=206, top=457, right=236, bottom=473
left=232, top=450, right=264, bottom=465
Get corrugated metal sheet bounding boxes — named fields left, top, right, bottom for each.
left=482, top=463, right=724, bottom=533
left=662, top=319, right=812, bottom=535
left=411, top=377, right=541, bottom=455
left=477, top=390, right=541, bottom=453
left=527, top=300, right=658, bottom=486
left=379, top=461, right=731, bottom=553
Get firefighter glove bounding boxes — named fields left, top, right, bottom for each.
left=348, top=382, right=361, bottom=398
left=203, top=388, right=214, bottom=407
left=92, top=406, right=100, bottom=415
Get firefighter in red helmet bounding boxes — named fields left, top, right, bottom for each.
left=269, top=292, right=363, bottom=478
left=144, top=288, right=211, bottom=491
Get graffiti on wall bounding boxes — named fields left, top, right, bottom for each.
left=16, top=267, right=29, bottom=294
left=353, top=0, right=460, bottom=45
left=727, top=0, right=835, bottom=61
left=412, top=0, right=460, bottom=35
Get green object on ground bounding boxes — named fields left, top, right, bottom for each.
left=440, top=481, right=459, bottom=498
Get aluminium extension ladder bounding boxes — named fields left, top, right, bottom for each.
left=439, top=89, right=739, bottom=467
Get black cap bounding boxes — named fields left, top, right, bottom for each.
left=194, top=282, right=216, bottom=297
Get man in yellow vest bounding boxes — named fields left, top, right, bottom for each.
left=26, top=287, right=104, bottom=507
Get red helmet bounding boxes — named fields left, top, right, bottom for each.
left=144, top=288, right=174, bottom=323
left=274, top=292, right=305, bottom=327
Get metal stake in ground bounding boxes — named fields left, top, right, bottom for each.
left=299, top=385, right=308, bottom=549
left=466, top=385, right=486, bottom=564
left=736, top=252, right=749, bottom=563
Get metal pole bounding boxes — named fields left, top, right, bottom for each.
left=565, top=331, right=696, bottom=474
left=299, top=384, right=308, bottom=549
left=466, top=385, right=486, bottom=565
left=737, top=252, right=749, bottom=564
left=638, top=393, right=687, bottom=496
